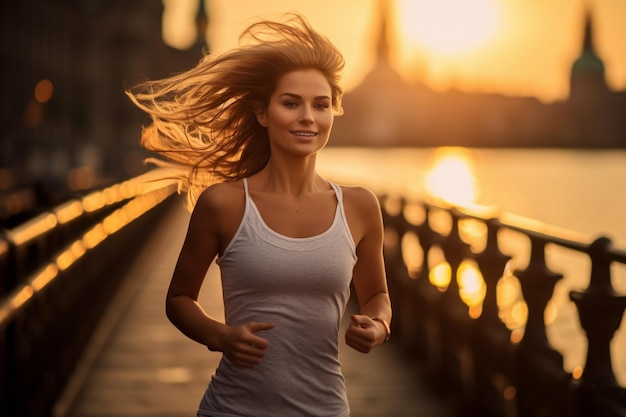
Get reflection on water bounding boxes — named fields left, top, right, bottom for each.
left=318, top=146, right=626, bottom=386
left=423, top=147, right=480, bottom=206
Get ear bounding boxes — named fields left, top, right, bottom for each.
left=255, top=110, right=268, bottom=127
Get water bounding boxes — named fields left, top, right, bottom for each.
left=318, top=147, right=626, bottom=386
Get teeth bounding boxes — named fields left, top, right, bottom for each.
left=294, top=132, right=316, bottom=137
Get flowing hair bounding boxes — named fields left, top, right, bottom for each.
left=125, top=13, right=345, bottom=207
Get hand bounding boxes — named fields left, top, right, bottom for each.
left=220, top=322, right=274, bottom=368
left=344, top=315, right=386, bottom=353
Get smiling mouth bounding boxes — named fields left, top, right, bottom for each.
left=292, top=131, right=317, bottom=137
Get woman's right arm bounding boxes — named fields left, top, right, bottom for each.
left=166, top=186, right=227, bottom=349
left=166, top=185, right=273, bottom=368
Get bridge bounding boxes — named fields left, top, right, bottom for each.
left=1, top=172, right=625, bottom=417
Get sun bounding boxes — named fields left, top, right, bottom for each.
left=397, top=0, right=499, bottom=56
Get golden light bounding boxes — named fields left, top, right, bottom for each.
left=424, top=147, right=479, bottom=206
left=458, top=261, right=486, bottom=311
left=0, top=286, right=34, bottom=324
left=31, top=264, right=59, bottom=291
left=511, top=301, right=528, bottom=327
left=56, top=241, right=87, bottom=271
left=83, top=224, right=108, bottom=249
left=103, top=211, right=127, bottom=235
left=510, top=328, right=524, bottom=344
left=55, top=200, right=84, bottom=225
left=82, top=191, right=106, bottom=213
left=429, top=261, right=451, bottom=290
left=401, top=232, right=423, bottom=276
left=397, top=0, right=499, bottom=56
left=427, top=260, right=486, bottom=316
left=544, top=300, right=558, bottom=325
left=496, top=268, right=530, bottom=332
left=458, top=218, right=488, bottom=250
left=572, top=365, right=583, bottom=380
left=8, top=213, right=58, bottom=246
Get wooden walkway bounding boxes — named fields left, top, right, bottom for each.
left=56, top=200, right=456, bottom=417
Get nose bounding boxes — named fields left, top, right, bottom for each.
left=299, top=105, right=314, bottom=124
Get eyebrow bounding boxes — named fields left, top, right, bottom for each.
left=279, top=93, right=331, bottom=101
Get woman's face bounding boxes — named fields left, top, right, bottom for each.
left=257, top=69, right=334, bottom=158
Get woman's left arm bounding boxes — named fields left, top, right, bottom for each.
left=344, top=187, right=392, bottom=353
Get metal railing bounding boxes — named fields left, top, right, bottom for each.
left=381, top=196, right=626, bottom=417
left=0, top=172, right=178, bottom=417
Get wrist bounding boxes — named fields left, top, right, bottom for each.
left=371, top=317, right=391, bottom=343
left=206, top=323, right=229, bottom=352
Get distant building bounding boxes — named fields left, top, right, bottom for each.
left=331, top=6, right=626, bottom=148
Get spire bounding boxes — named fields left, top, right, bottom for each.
left=376, top=0, right=391, bottom=63
left=582, top=10, right=593, bottom=51
left=570, top=3, right=606, bottom=97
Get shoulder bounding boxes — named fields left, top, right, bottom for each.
left=339, top=184, right=381, bottom=215
left=194, top=181, right=244, bottom=213
left=189, top=181, right=245, bottom=229
left=190, top=181, right=245, bottom=250
left=337, top=184, right=383, bottom=245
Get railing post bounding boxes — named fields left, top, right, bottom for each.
left=472, top=220, right=514, bottom=416
left=514, top=237, right=569, bottom=416
left=413, top=204, right=446, bottom=379
left=439, top=210, right=475, bottom=412
left=381, top=197, right=414, bottom=349
left=570, top=237, right=626, bottom=416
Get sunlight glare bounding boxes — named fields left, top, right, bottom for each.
left=397, top=0, right=499, bottom=56
left=401, top=232, right=423, bottom=276
left=424, top=147, right=479, bottom=206
left=429, top=262, right=451, bottom=290
left=458, top=261, right=486, bottom=310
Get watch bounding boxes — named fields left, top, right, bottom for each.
left=372, top=317, right=391, bottom=342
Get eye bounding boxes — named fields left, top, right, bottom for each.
left=283, top=101, right=298, bottom=108
left=314, top=102, right=330, bottom=110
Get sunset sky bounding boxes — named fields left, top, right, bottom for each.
left=162, top=0, right=626, bottom=103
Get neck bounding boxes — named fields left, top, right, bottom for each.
left=254, top=155, right=324, bottom=196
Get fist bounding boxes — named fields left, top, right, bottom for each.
left=221, top=322, right=274, bottom=368
left=344, top=315, right=385, bottom=353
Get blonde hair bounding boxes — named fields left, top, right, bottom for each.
left=126, top=13, right=345, bottom=207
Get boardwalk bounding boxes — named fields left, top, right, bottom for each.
left=57, top=200, right=456, bottom=417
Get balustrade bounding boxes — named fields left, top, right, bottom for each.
left=0, top=172, right=177, bottom=417
left=380, top=195, right=626, bottom=417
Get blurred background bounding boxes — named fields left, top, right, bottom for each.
left=2, top=1, right=626, bottom=413
left=1, top=0, right=625, bottom=234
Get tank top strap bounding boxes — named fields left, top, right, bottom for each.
left=328, top=181, right=356, bottom=253
left=243, top=177, right=250, bottom=198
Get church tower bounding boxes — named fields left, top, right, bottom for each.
left=569, top=5, right=608, bottom=99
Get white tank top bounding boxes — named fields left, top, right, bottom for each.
left=200, top=178, right=357, bottom=417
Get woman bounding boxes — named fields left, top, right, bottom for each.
left=126, top=14, right=391, bottom=417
